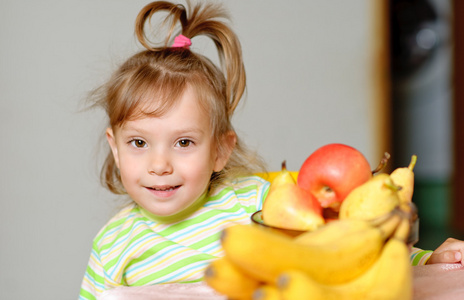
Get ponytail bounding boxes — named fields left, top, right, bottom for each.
left=134, top=0, right=246, bottom=115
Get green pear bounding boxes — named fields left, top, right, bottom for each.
left=339, top=173, right=401, bottom=220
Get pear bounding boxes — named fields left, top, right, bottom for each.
left=339, top=173, right=401, bottom=220
left=262, top=161, right=325, bottom=231
left=256, top=161, right=298, bottom=186
left=390, top=155, right=417, bottom=204
left=269, top=161, right=296, bottom=190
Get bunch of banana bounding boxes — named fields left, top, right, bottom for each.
left=204, top=209, right=412, bottom=300
left=270, top=218, right=412, bottom=300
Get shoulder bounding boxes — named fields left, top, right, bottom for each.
left=92, top=203, right=142, bottom=247
left=208, top=175, right=270, bottom=210
left=212, top=175, right=269, bottom=195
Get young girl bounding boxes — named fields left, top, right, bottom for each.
left=79, top=1, right=268, bottom=298
left=80, top=1, right=464, bottom=298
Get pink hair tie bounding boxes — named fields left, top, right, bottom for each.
left=171, top=34, right=191, bottom=49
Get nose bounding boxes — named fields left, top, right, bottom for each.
left=147, top=150, right=173, bottom=176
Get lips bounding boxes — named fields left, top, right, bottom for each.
left=146, top=185, right=180, bottom=198
left=149, top=185, right=178, bottom=191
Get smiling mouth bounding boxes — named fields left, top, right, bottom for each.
left=147, top=185, right=180, bottom=192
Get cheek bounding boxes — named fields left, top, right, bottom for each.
left=118, top=155, right=142, bottom=181
left=181, top=153, right=215, bottom=181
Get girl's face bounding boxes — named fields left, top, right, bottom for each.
left=106, top=86, right=234, bottom=217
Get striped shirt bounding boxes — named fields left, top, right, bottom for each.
left=410, top=247, right=433, bottom=265
left=79, top=175, right=269, bottom=300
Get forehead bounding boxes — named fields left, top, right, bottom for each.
left=143, top=84, right=207, bottom=115
left=120, top=85, right=211, bottom=132
left=122, top=82, right=207, bottom=121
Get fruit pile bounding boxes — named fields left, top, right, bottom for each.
left=263, top=143, right=417, bottom=228
left=204, top=143, right=418, bottom=300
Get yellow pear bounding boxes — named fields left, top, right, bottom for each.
left=255, top=161, right=298, bottom=186
left=267, top=161, right=296, bottom=191
left=339, top=173, right=401, bottom=220
left=262, top=161, right=325, bottom=231
left=390, top=155, right=417, bottom=204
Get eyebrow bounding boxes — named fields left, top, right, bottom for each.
left=171, top=127, right=206, bottom=136
left=119, top=124, right=206, bottom=136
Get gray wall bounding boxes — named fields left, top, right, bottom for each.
left=1, top=1, right=381, bottom=298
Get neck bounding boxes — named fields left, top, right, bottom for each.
left=139, top=191, right=208, bottom=223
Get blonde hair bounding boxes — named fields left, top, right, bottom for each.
left=92, top=0, right=266, bottom=194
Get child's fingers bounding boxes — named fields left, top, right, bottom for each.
left=428, top=250, right=462, bottom=265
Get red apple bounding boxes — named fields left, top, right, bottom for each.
left=297, top=143, right=372, bottom=211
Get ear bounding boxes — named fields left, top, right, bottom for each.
left=213, top=130, right=237, bottom=172
left=106, top=128, right=120, bottom=169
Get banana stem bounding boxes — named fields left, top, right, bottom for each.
left=393, top=217, right=411, bottom=243
left=369, top=210, right=396, bottom=227
left=204, top=265, right=215, bottom=278
left=277, top=274, right=290, bottom=289
left=378, top=213, right=402, bottom=240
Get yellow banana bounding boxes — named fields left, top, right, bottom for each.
left=204, top=256, right=261, bottom=300
left=278, top=222, right=412, bottom=300
left=294, top=216, right=384, bottom=245
left=277, top=270, right=329, bottom=299
left=252, top=284, right=281, bottom=300
left=390, top=155, right=417, bottom=204
left=221, top=216, right=400, bottom=285
left=365, top=217, right=412, bottom=300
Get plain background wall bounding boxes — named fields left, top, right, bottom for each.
left=1, top=1, right=382, bottom=298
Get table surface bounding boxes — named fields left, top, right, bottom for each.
left=99, top=263, right=464, bottom=300
left=413, top=263, right=464, bottom=300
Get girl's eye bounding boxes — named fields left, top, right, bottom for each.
left=130, top=139, right=147, bottom=148
left=177, top=139, right=192, bottom=148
